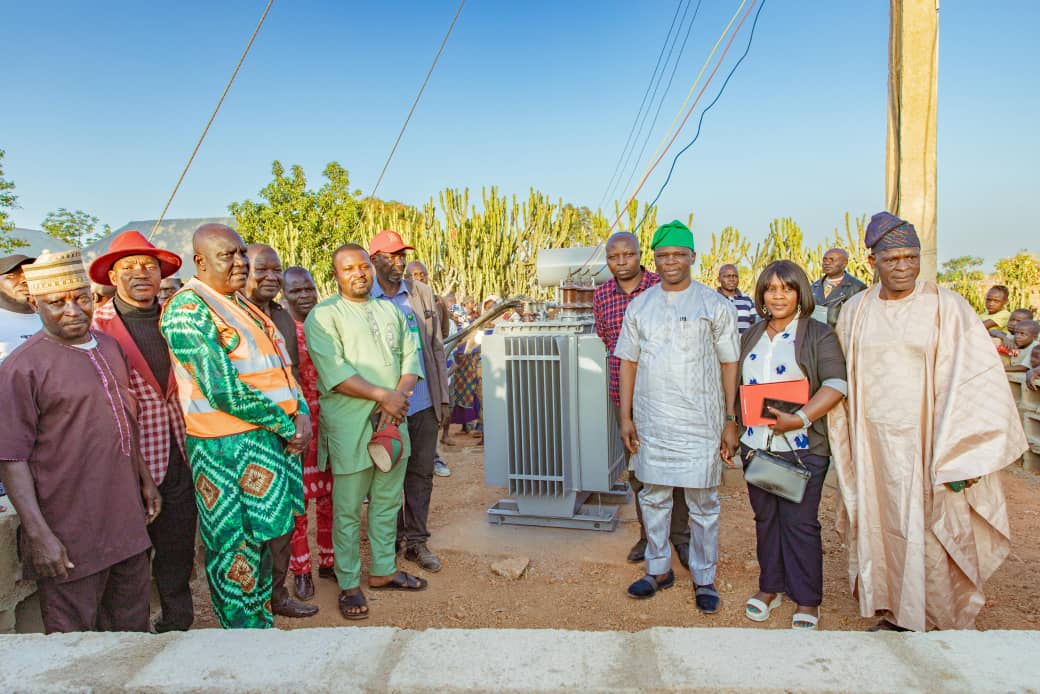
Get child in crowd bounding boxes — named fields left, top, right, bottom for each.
left=993, top=308, right=1033, bottom=345
left=1006, top=319, right=1040, bottom=372
left=980, top=285, right=1011, bottom=332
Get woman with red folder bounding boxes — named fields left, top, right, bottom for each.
left=736, top=260, right=847, bottom=630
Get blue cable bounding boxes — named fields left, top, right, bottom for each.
left=635, top=0, right=767, bottom=234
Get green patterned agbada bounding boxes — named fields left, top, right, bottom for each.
left=161, top=288, right=306, bottom=629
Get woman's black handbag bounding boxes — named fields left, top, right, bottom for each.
left=744, top=433, right=811, bottom=503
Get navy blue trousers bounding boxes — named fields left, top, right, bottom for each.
left=741, top=445, right=829, bottom=607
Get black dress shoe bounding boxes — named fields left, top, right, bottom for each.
left=674, top=543, right=690, bottom=570
left=403, top=543, right=442, bottom=572
left=272, top=595, right=319, bottom=618
left=318, top=566, right=337, bottom=581
left=627, top=538, right=647, bottom=563
left=294, top=572, right=315, bottom=601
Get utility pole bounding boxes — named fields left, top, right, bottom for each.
left=886, top=0, right=939, bottom=281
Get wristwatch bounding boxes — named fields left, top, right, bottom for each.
left=795, top=409, right=812, bottom=428
left=725, top=414, right=737, bottom=423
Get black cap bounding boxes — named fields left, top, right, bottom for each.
left=0, top=254, right=37, bottom=275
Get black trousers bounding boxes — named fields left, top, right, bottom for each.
left=267, top=531, right=293, bottom=604
left=741, top=444, right=829, bottom=607
left=398, top=406, right=439, bottom=549
left=148, top=449, right=198, bottom=631
left=630, top=474, right=690, bottom=546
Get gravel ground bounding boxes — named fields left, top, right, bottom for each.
left=183, top=429, right=1040, bottom=632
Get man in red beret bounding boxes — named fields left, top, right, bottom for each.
left=88, top=230, right=197, bottom=632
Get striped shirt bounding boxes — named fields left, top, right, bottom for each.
left=718, top=289, right=758, bottom=334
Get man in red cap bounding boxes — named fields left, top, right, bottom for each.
left=368, top=230, right=449, bottom=573
left=88, top=230, right=197, bottom=632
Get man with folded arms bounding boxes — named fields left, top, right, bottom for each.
left=305, top=244, right=428, bottom=620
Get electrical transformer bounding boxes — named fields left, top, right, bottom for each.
left=481, top=247, right=628, bottom=530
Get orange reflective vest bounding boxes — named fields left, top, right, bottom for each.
left=171, top=278, right=299, bottom=438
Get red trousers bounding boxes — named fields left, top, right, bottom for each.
left=289, top=494, right=334, bottom=575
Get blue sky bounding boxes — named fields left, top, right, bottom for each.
left=3, top=1, right=1037, bottom=270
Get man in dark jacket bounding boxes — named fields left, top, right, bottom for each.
left=370, top=231, right=450, bottom=573
left=810, top=248, right=866, bottom=327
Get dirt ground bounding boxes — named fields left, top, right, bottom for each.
left=184, top=429, right=1040, bottom=632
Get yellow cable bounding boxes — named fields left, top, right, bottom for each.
left=637, top=0, right=747, bottom=181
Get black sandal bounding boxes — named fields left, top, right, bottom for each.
left=627, top=570, right=675, bottom=599
left=867, top=619, right=910, bottom=632
left=694, top=584, right=720, bottom=614
left=370, top=571, right=429, bottom=591
left=338, top=590, right=369, bottom=620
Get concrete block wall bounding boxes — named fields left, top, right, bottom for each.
left=0, top=498, right=36, bottom=634
left=1, top=626, right=1038, bottom=692
left=1007, top=372, right=1040, bottom=472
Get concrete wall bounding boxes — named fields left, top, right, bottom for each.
left=0, top=497, right=36, bottom=634
left=0, top=626, right=1038, bottom=692
left=1006, top=372, right=1040, bottom=472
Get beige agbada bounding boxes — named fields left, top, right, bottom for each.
left=827, top=281, right=1026, bottom=631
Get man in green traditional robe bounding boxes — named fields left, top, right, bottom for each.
left=305, top=243, right=429, bottom=620
left=160, top=224, right=310, bottom=629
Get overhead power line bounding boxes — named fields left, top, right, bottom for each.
left=573, top=0, right=760, bottom=274
left=370, top=0, right=466, bottom=200
left=596, top=1, right=687, bottom=212
left=634, top=0, right=767, bottom=232
left=616, top=0, right=703, bottom=205
left=150, top=0, right=275, bottom=239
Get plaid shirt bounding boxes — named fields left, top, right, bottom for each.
left=93, top=300, right=186, bottom=485
left=593, top=269, right=661, bottom=407
left=718, top=289, right=758, bottom=334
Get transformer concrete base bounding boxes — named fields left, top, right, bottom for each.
left=487, top=497, right=620, bottom=531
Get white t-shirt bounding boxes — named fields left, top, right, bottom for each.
left=0, top=309, right=41, bottom=363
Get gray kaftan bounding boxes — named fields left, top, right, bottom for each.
left=614, top=281, right=739, bottom=488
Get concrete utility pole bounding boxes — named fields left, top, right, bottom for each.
left=886, top=0, right=939, bottom=281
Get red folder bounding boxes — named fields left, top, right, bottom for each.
left=739, top=379, right=810, bottom=426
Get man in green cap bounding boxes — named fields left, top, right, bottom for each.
left=614, top=220, right=740, bottom=614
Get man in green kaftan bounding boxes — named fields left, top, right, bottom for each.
left=160, top=224, right=310, bottom=628
left=305, top=243, right=428, bottom=620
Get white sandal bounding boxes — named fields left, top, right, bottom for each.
left=792, top=612, right=819, bottom=630
left=744, top=594, right=782, bottom=622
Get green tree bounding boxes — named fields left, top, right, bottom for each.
left=41, top=208, right=110, bottom=247
left=0, top=149, right=29, bottom=252
left=994, top=251, right=1040, bottom=311
left=937, top=255, right=985, bottom=311
left=229, top=161, right=365, bottom=296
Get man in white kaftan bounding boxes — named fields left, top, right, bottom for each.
left=828, top=212, right=1026, bottom=632
left=615, top=220, right=740, bottom=612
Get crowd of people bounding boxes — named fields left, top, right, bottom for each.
left=0, top=224, right=457, bottom=630
left=0, top=210, right=1029, bottom=635
left=594, top=212, right=1026, bottom=632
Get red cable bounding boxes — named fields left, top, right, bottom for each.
left=573, top=0, right=758, bottom=275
